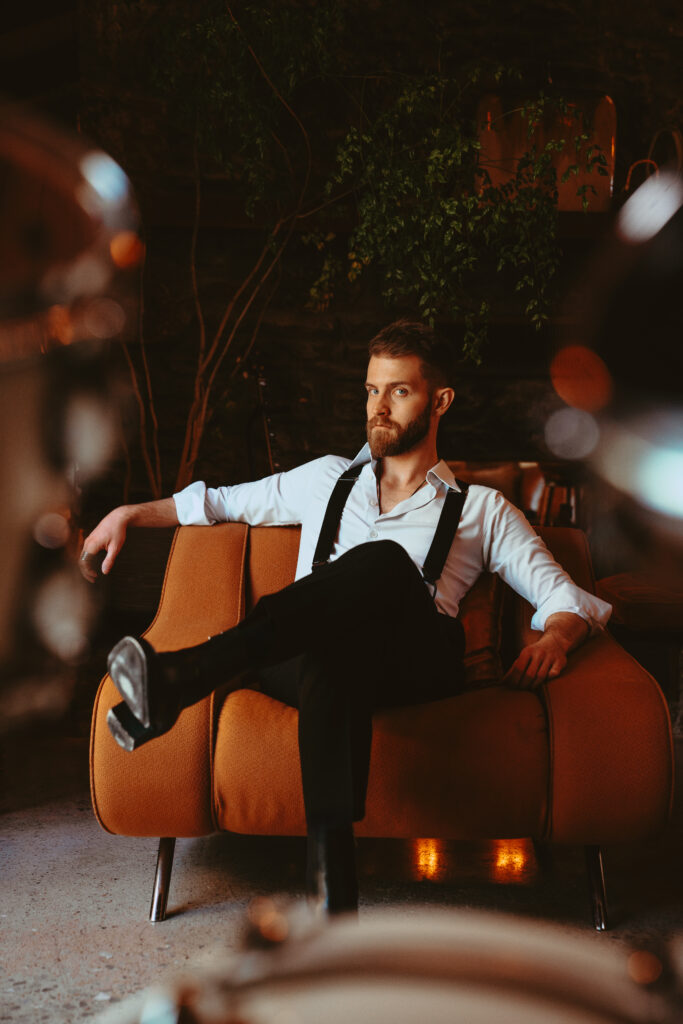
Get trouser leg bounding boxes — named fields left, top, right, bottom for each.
left=253, top=539, right=444, bottom=662
left=164, top=539, right=456, bottom=706
left=112, top=540, right=464, bottom=819
left=256, top=541, right=466, bottom=825
left=258, top=649, right=373, bottom=826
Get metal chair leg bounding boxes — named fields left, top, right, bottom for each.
left=585, top=844, right=609, bottom=931
left=150, top=837, right=176, bottom=923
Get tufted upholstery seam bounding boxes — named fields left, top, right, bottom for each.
left=210, top=524, right=249, bottom=831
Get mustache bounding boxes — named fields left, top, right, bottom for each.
left=367, top=418, right=397, bottom=430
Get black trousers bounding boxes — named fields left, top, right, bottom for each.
left=249, top=540, right=466, bottom=827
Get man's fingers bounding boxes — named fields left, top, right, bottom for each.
left=505, top=648, right=562, bottom=689
left=523, top=653, right=566, bottom=689
left=547, top=653, right=567, bottom=680
left=79, top=538, right=121, bottom=580
left=101, top=552, right=114, bottom=575
left=101, top=540, right=121, bottom=575
left=504, top=650, right=535, bottom=688
left=79, top=549, right=99, bottom=583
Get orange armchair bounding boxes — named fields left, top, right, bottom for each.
left=90, top=524, right=674, bottom=929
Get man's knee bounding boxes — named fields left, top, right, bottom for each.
left=362, top=539, right=416, bottom=573
left=338, top=539, right=422, bottom=592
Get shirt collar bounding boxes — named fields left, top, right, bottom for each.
left=428, top=459, right=461, bottom=492
left=347, top=444, right=462, bottom=492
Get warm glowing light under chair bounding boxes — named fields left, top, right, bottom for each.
left=412, top=838, right=445, bottom=881
left=491, top=839, right=530, bottom=881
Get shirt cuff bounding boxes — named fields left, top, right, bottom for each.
left=173, top=481, right=214, bottom=525
left=530, top=590, right=613, bottom=634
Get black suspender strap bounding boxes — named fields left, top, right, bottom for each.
left=312, top=463, right=469, bottom=586
left=421, top=479, right=470, bottom=587
left=311, top=462, right=363, bottom=570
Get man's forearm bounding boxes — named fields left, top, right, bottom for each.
left=543, top=611, right=590, bottom=654
left=120, top=497, right=179, bottom=528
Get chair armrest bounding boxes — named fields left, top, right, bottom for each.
left=542, top=632, right=674, bottom=843
left=90, top=523, right=249, bottom=837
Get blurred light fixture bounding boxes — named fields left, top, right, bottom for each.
left=553, top=166, right=683, bottom=572
left=79, top=151, right=130, bottom=207
left=594, top=415, right=683, bottom=520
left=0, top=102, right=139, bottom=719
left=64, top=393, right=117, bottom=481
left=32, top=569, right=94, bottom=661
left=617, top=170, right=683, bottom=245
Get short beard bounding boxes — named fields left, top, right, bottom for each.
left=366, top=398, right=432, bottom=458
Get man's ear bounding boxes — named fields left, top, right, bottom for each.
left=433, top=387, right=455, bottom=417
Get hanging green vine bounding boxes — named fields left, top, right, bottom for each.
left=312, top=69, right=608, bottom=360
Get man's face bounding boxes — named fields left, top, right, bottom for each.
left=365, top=354, right=436, bottom=458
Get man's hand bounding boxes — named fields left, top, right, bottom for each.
left=79, top=496, right=179, bottom=582
left=503, top=612, right=590, bottom=690
left=80, top=507, right=132, bottom=582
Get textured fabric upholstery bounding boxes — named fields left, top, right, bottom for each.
left=213, top=686, right=547, bottom=838
left=596, top=571, right=683, bottom=631
left=543, top=634, right=674, bottom=842
left=90, top=522, right=674, bottom=846
left=90, top=524, right=249, bottom=837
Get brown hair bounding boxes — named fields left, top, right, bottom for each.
left=368, top=318, right=453, bottom=389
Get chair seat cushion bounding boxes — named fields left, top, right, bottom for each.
left=212, top=687, right=549, bottom=839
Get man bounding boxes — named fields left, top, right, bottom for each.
left=82, top=319, right=611, bottom=915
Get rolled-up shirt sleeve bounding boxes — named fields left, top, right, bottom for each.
left=173, top=457, right=325, bottom=528
left=482, top=491, right=612, bottom=634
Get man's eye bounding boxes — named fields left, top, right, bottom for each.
left=395, top=388, right=408, bottom=396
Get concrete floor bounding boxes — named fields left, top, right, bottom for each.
left=1, top=729, right=683, bottom=1023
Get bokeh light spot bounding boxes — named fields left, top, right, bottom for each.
left=110, top=231, right=145, bottom=269
left=594, top=417, right=683, bottom=520
left=83, top=297, right=126, bottom=339
left=550, top=345, right=613, bottom=412
left=80, top=151, right=129, bottom=205
left=33, top=512, right=70, bottom=549
left=545, top=408, right=600, bottom=460
left=627, top=950, right=663, bottom=986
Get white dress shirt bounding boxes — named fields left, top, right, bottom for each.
left=173, top=443, right=611, bottom=633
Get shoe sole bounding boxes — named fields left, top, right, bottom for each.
left=107, top=703, right=156, bottom=751
left=107, top=637, right=151, bottom=729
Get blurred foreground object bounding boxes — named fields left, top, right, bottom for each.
left=550, top=169, right=683, bottom=585
left=0, top=100, right=140, bottom=728
left=97, top=905, right=681, bottom=1024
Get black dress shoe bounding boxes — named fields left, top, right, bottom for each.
left=306, top=823, right=359, bottom=916
left=107, top=701, right=160, bottom=752
left=106, top=636, right=184, bottom=750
